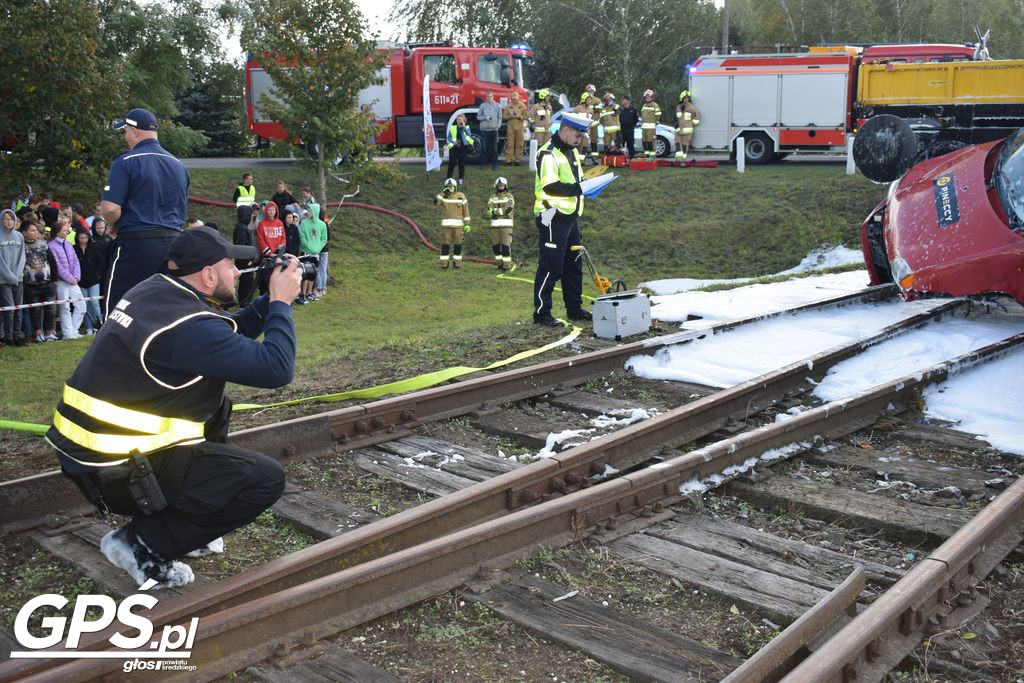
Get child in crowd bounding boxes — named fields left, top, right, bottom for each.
left=233, top=204, right=260, bottom=304
left=297, top=204, right=326, bottom=303
left=48, top=218, right=84, bottom=340
left=74, top=229, right=106, bottom=334
left=271, top=181, right=297, bottom=216
left=282, top=208, right=302, bottom=257
left=91, top=218, right=112, bottom=254
left=256, top=201, right=285, bottom=296
left=301, top=187, right=330, bottom=298
left=0, top=209, right=27, bottom=346
left=21, top=220, right=57, bottom=341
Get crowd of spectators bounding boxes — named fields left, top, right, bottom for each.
left=1, top=188, right=114, bottom=345
left=1, top=175, right=336, bottom=347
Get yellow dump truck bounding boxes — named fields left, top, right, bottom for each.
left=856, top=59, right=1024, bottom=149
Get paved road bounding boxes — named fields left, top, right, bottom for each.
left=183, top=154, right=848, bottom=170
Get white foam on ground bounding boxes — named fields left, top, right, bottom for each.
left=642, top=246, right=865, bottom=297
left=626, top=299, right=940, bottom=388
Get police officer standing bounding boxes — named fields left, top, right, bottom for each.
left=533, top=112, right=592, bottom=326
left=47, top=227, right=302, bottom=588
left=619, top=96, right=639, bottom=158
left=101, top=108, right=190, bottom=320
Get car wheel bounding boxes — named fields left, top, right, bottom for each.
left=466, top=133, right=483, bottom=163
left=742, top=132, right=773, bottom=165
left=655, top=135, right=671, bottom=158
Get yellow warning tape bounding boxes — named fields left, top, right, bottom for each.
left=232, top=323, right=581, bottom=410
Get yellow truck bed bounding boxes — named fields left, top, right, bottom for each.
left=858, top=59, right=1024, bottom=105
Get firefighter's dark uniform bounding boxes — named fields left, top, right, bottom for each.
left=533, top=129, right=586, bottom=323
left=47, top=270, right=293, bottom=561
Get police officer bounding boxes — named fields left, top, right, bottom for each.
left=619, top=96, right=639, bottom=158
left=533, top=112, right=591, bottom=326
left=503, top=91, right=527, bottom=165
left=47, top=227, right=302, bottom=588
left=488, top=177, right=515, bottom=269
left=102, top=108, right=190, bottom=320
left=528, top=89, right=554, bottom=147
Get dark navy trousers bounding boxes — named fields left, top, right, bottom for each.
left=533, top=211, right=583, bottom=319
left=103, top=232, right=179, bottom=318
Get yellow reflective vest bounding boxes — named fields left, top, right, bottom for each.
left=235, top=184, right=256, bottom=208
left=533, top=139, right=584, bottom=216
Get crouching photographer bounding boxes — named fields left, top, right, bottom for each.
left=47, top=226, right=302, bottom=589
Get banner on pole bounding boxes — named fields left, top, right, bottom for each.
left=423, top=75, right=441, bottom=172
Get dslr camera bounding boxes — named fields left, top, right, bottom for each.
left=255, top=245, right=317, bottom=292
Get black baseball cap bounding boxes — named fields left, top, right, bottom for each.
left=113, top=108, right=159, bottom=131
left=165, top=227, right=258, bottom=275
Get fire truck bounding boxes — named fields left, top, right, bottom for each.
left=245, top=41, right=531, bottom=159
left=688, top=39, right=1024, bottom=164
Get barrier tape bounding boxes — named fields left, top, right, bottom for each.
left=0, top=294, right=103, bottom=313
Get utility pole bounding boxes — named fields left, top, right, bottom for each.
left=721, top=0, right=730, bottom=53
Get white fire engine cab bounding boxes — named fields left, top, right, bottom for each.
left=688, top=52, right=856, bottom=164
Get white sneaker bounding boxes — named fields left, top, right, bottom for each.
left=185, top=537, right=224, bottom=557
left=63, top=332, right=82, bottom=340
left=100, top=528, right=195, bottom=589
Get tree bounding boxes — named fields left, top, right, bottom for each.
left=0, top=0, right=122, bottom=185
left=242, top=0, right=387, bottom=207
left=176, top=62, right=248, bottom=157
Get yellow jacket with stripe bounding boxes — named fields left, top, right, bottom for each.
left=533, top=136, right=584, bottom=216
left=488, top=191, right=515, bottom=227
left=434, top=190, right=470, bottom=225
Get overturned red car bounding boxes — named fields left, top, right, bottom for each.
left=857, top=118, right=1024, bottom=304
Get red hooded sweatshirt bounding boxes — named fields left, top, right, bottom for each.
left=256, top=201, right=286, bottom=256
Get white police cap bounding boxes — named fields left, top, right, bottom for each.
left=560, top=112, right=591, bottom=132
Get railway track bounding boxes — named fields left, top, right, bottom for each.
left=2, top=287, right=1023, bottom=682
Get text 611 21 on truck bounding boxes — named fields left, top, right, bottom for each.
left=245, top=40, right=531, bottom=161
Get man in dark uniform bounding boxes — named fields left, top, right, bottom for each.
left=101, top=107, right=190, bottom=319
left=533, top=112, right=591, bottom=326
left=618, top=96, right=639, bottom=158
left=47, top=227, right=302, bottom=588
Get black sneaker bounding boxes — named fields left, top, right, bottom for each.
left=568, top=309, right=593, bottom=321
left=533, top=315, right=561, bottom=327
left=100, top=527, right=194, bottom=589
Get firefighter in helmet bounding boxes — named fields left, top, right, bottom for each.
left=599, top=92, right=621, bottom=152
left=578, top=83, right=597, bottom=108
left=487, top=176, right=515, bottom=270
left=675, top=90, right=701, bottom=160
left=572, top=92, right=596, bottom=162
left=640, top=89, right=662, bottom=159
left=433, top=178, right=471, bottom=268
left=504, top=91, right=527, bottom=165
left=528, top=89, right=554, bottom=147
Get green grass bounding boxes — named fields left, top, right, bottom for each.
left=0, top=162, right=885, bottom=450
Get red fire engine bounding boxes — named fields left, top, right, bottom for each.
left=245, top=41, right=531, bottom=158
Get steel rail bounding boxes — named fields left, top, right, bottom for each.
left=1, top=284, right=895, bottom=534
left=8, top=324, right=1020, bottom=683
left=780, top=465, right=1024, bottom=682
left=722, top=567, right=866, bottom=683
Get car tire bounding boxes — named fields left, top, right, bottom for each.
left=466, top=133, right=483, bottom=163
left=742, top=132, right=773, bottom=165
left=655, top=135, right=671, bottom=158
